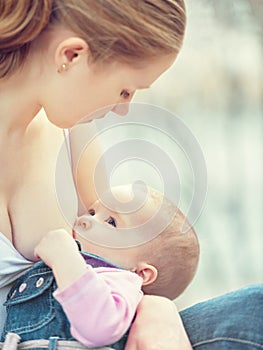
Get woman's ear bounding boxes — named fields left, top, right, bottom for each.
left=55, top=37, right=89, bottom=72
left=135, top=262, right=158, bottom=286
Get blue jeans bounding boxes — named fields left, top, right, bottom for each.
left=180, top=284, right=263, bottom=349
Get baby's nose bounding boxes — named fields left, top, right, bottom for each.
left=75, top=215, right=92, bottom=230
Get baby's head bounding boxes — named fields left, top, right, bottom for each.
left=73, top=184, right=199, bottom=300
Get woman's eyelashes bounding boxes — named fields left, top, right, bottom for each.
left=88, top=209, right=95, bottom=216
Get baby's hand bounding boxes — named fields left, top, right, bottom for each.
left=34, top=229, right=87, bottom=290
left=34, top=229, right=78, bottom=268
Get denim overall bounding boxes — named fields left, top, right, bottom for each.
left=1, top=252, right=129, bottom=350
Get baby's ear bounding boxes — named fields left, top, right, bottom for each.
left=135, top=262, right=158, bottom=286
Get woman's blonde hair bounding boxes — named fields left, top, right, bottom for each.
left=0, top=0, right=186, bottom=79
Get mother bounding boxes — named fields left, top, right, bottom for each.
left=0, top=0, right=192, bottom=348
left=1, top=1, right=263, bottom=350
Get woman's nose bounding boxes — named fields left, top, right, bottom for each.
left=75, top=215, right=92, bottom=230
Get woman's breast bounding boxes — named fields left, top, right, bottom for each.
left=10, top=180, right=76, bottom=260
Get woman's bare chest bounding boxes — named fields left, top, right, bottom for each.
left=0, top=121, right=77, bottom=260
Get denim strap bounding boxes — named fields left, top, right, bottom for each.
left=48, top=336, right=59, bottom=350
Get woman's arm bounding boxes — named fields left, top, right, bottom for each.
left=125, top=295, right=192, bottom=350
left=69, top=122, right=108, bottom=214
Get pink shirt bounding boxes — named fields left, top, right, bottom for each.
left=54, top=266, right=143, bottom=347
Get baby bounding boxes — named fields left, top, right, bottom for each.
left=1, top=185, right=199, bottom=349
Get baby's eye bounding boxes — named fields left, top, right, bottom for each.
left=88, top=209, right=95, bottom=216
left=105, top=216, right=117, bottom=227
left=120, top=89, right=130, bottom=99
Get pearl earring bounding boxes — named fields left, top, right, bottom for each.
left=57, top=63, right=67, bottom=73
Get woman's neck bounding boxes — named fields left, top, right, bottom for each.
left=0, top=54, right=42, bottom=138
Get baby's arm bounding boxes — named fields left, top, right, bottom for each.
left=34, top=229, right=143, bottom=347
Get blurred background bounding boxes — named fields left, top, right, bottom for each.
left=99, top=0, right=263, bottom=309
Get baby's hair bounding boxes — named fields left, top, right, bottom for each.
left=139, top=188, right=199, bottom=300
left=0, top=0, right=186, bottom=78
